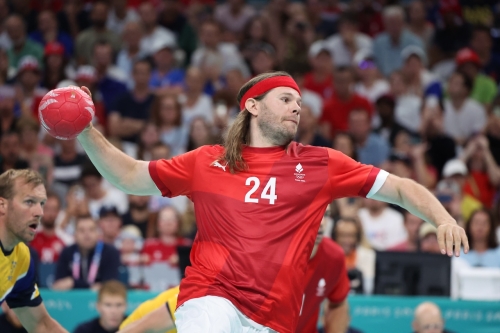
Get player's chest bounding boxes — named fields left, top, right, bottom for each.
left=195, top=158, right=329, bottom=206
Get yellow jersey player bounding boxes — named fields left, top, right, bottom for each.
left=0, top=169, right=68, bottom=333
left=118, top=286, right=178, bottom=333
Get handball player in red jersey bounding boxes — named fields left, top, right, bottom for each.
left=71, top=72, right=468, bottom=333
left=296, top=206, right=350, bottom=333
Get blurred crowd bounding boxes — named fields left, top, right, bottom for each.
left=0, top=0, right=499, bottom=295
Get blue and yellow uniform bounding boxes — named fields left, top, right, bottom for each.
left=120, top=286, right=178, bottom=333
left=0, top=241, right=41, bottom=308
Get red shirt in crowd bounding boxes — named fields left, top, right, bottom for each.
left=320, top=93, right=373, bottom=134
left=303, top=72, right=335, bottom=100
left=141, top=238, right=191, bottom=265
left=463, top=171, right=496, bottom=208
left=149, top=142, right=385, bottom=333
left=296, top=237, right=350, bottom=333
left=30, top=231, right=65, bottom=263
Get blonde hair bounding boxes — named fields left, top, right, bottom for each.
left=0, top=169, right=45, bottom=200
left=98, top=280, right=127, bottom=302
left=220, top=71, right=292, bottom=174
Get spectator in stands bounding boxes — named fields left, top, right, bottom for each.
left=332, top=216, right=375, bottom=295
left=121, top=194, right=152, bottom=239
left=142, top=206, right=191, bottom=265
left=0, top=87, right=18, bottom=136
left=115, top=224, right=144, bottom=288
left=250, top=43, right=277, bottom=76
left=280, top=10, right=315, bottom=72
left=30, top=10, right=73, bottom=58
left=348, top=108, right=389, bottom=167
left=53, top=215, right=121, bottom=290
left=108, top=59, right=154, bottom=145
left=358, top=198, right=407, bottom=251
left=373, top=5, right=423, bottom=76
left=486, top=95, right=500, bottom=164
left=241, top=16, right=274, bottom=65
left=470, top=25, right=500, bottom=83
left=15, top=56, right=47, bottom=118
left=324, top=12, right=372, bottom=67
left=74, top=280, right=127, bottom=333
left=373, top=94, right=405, bottom=146
left=320, top=66, right=373, bottom=138
left=388, top=70, right=421, bottom=138
left=412, top=302, right=453, bottom=333
left=16, top=116, right=54, bottom=183
left=443, top=71, right=487, bottom=145
left=389, top=212, right=423, bottom=252
left=75, top=1, right=121, bottom=64
left=149, top=37, right=184, bottom=92
left=181, top=67, right=214, bottom=126
left=106, top=0, right=139, bottom=35
left=186, top=117, right=216, bottom=152
left=5, top=14, right=43, bottom=68
left=151, top=94, right=187, bottom=157
left=31, top=192, right=66, bottom=263
left=0, top=302, right=25, bottom=333
left=304, top=40, right=334, bottom=100
left=463, top=208, right=500, bottom=268
left=460, top=135, right=500, bottom=208
left=214, top=0, right=256, bottom=36
left=288, top=67, right=322, bottom=119
left=353, top=52, right=390, bottom=105
left=42, top=42, right=68, bottom=90
left=56, top=0, right=91, bottom=39
left=455, top=48, right=497, bottom=107
left=0, top=131, right=29, bottom=173
left=52, top=139, right=87, bottom=196
left=138, top=2, right=177, bottom=56
left=407, top=0, right=434, bottom=51
left=79, top=162, right=128, bottom=220
left=92, top=39, right=127, bottom=85
left=150, top=142, right=171, bottom=161
left=137, top=122, right=160, bottom=161
left=191, top=19, right=249, bottom=79
left=116, top=21, right=144, bottom=82
left=98, top=206, right=123, bottom=245
left=419, top=223, right=441, bottom=254
left=296, top=104, right=330, bottom=147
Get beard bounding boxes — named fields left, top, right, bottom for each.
left=257, top=102, right=296, bottom=146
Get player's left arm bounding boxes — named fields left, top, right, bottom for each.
left=118, top=304, right=175, bottom=333
left=12, top=303, right=68, bottom=333
left=370, top=173, right=469, bottom=257
left=324, top=300, right=349, bottom=333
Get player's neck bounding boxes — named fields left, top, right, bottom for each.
left=248, top=123, right=283, bottom=148
left=0, top=224, right=19, bottom=253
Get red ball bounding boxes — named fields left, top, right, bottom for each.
left=38, top=87, right=95, bottom=140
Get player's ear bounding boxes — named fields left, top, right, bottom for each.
left=245, top=98, right=259, bottom=116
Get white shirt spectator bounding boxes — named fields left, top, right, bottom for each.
left=324, top=33, right=373, bottom=67
left=301, top=89, right=323, bottom=119
left=88, top=187, right=129, bottom=221
left=214, top=4, right=255, bottom=33
left=358, top=207, right=407, bottom=251
left=394, top=94, right=422, bottom=133
left=191, top=43, right=250, bottom=78
left=179, top=94, right=214, bottom=127
left=355, top=79, right=390, bottom=104
left=140, top=26, right=177, bottom=56
left=107, top=8, right=139, bottom=34
left=443, top=98, right=487, bottom=142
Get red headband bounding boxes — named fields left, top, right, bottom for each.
left=239, top=76, right=301, bottom=111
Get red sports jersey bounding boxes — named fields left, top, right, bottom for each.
left=149, top=142, right=386, bottom=333
left=141, top=238, right=191, bottom=264
left=296, top=237, right=350, bottom=333
left=30, top=231, right=65, bottom=263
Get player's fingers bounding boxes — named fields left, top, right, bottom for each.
left=453, top=227, right=462, bottom=257
left=437, top=225, right=446, bottom=255
left=461, top=227, right=470, bottom=254
left=80, top=86, right=92, bottom=98
left=446, top=226, right=454, bottom=257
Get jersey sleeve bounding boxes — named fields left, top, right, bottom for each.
left=327, top=263, right=350, bottom=304
left=327, top=148, right=389, bottom=200
left=148, top=148, right=201, bottom=197
left=6, top=255, right=42, bottom=308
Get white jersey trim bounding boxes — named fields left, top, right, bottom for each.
left=366, top=170, right=389, bottom=199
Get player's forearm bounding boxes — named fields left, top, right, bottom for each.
left=77, top=125, right=154, bottom=195
left=34, top=316, right=68, bottom=333
left=324, top=300, right=349, bottom=333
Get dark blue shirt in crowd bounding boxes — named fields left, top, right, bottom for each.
left=55, top=243, right=120, bottom=289
left=29, top=31, right=74, bottom=57
left=111, top=91, right=155, bottom=143
left=98, top=77, right=127, bottom=115
left=73, top=317, right=124, bottom=333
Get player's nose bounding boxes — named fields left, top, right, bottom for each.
left=33, top=203, right=44, bottom=217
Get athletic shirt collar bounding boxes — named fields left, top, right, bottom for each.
left=242, top=145, right=287, bottom=154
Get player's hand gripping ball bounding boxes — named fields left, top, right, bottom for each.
left=38, top=86, right=94, bottom=140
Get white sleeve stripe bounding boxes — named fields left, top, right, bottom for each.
left=366, top=170, right=389, bottom=199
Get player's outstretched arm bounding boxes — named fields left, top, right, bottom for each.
left=370, top=174, right=469, bottom=257
left=12, top=303, right=68, bottom=333
left=118, top=305, right=175, bottom=333
left=76, top=88, right=160, bottom=196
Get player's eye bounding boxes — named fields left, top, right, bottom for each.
left=26, top=200, right=34, bottom=206
left=281, top=97, right=289, bottom=103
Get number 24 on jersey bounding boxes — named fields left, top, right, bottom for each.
left=244, top=177, right=277, bottom=204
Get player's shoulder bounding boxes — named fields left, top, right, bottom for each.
left=319, top=237, right=345, bottom=263
left=12, top=242, right=31, bottom=266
